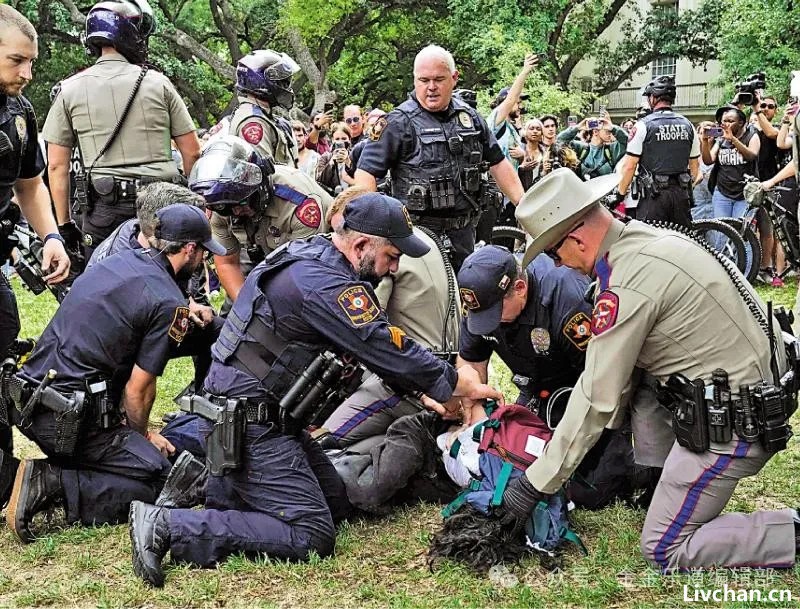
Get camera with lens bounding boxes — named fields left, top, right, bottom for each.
left=332, top=141, right=348, bottom=151
left=734, top=71, right=766, bottom=106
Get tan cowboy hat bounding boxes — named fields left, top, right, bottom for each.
left=516, top=168, right=620, bottom=268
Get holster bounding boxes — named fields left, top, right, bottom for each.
left=179, top=394, right=244, bottom=476
left=658, top=373, right=709, bottom=452
left=74, top=172, right=92, bottom=215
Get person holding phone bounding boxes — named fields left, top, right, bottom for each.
left=316, top=122, right=355, bottom=195
left=556, top=111, right=628, bottom=180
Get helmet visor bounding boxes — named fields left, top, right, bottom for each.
left=129, top=0, right=155, bottom=35
left=189, top=154, right=263, bottom=196
left=265, top=53, right=301, bottom=81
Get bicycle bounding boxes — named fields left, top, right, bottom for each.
left=717, top=174, right=795, bottom=284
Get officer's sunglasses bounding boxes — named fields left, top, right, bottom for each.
left=544, top=222, right=584, bottom=263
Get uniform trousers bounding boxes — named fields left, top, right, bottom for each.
left=636, top=184, right=692, bottom=228
left=0, top=272, right=20, bottom=452
left=323, top=373, right=422, bottom=449
left=18, top=410, right=171, bottom=525
left=168, top=422, right=351, bottom=566
left=641, top=438, right=795, bottom=572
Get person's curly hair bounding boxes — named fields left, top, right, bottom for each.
left=427, top=505, right=530, bottom=573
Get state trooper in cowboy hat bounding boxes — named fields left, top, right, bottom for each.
left=501, top=167, right=798, bottom=574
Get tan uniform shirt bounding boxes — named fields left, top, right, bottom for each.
left=42, top=52, right=195, bottom=179
left=526, top=219, right=787, bottom=493
left=374, top=228, right=461, bottom=352
left=211, top=165, right=331, bottom=256
left=229, top=96, right=297, bottom=166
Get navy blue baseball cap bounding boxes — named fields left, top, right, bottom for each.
left=342, top=193, right=430, bottom=258
left=154, top=203, right=226, bottom=255
left=457, top=245, right=518, bottom=335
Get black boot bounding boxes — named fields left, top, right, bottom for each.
left=0, top=449, right=20, bottom=508
left=155, top=451, right=208, bottom=509
left=129, top=501, right=171, bottom=588
left=6, top=459, right=64, bottom=543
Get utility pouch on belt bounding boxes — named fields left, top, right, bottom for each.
left=660, top=373, right=709, bottom=452
left=74, top=172, right=92, bottom=215
left=752, top=382, right=793, bottom=453
left=430, top=177, right=456, bottom=210
left=179, top=394, right=244, bottom=476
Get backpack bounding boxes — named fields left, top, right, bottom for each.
left=441, top=402, right=586, bottom=556
left=578, top=144, right=615, bottom=178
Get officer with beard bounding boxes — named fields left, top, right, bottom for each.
left=5, top=204, right=226, bottom=544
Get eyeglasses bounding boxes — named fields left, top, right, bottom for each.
left=761, top=103, right=777, bottom=109
left=344, top=117, right=362, bottom=125
left=544, top=222, right=584, bottom=263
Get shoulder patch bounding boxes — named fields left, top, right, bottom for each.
left=563, top=311, right=592, bottom=350
left=338, top=286, right=380, bottom=327
left=388, top=326, right=407, bottom=351
left=295, top=198, right=321, bottom=228
left=591, top=291, right=619, bottom=336
left=369, top=117, right=388, bottom=141
left=168, top=306, right=191, bottom=343
left=241, top=121, right=264, bottom=144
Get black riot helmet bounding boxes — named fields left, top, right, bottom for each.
left=236, top=50, right=301, bottom=110
left=83, top=0, right=155, bottom=64
left=643, top=75, right=677, bottom=105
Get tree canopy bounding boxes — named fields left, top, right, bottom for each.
left=12, top=0, right=729, bottom=126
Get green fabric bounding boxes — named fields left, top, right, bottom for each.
left=491, top=461, right=514, bottom=507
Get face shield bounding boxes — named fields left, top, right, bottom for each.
left=189, top=152, right=263, bottom=209
left=128, top=0, right=155, bottom=35
left=265, top=53, right=301, bottom=81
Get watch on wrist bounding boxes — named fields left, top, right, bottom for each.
left=43, top=233, right=66, bottom=245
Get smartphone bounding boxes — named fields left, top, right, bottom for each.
left=535, top=52, right=547, bottom=63
left=323, top=102, right=335, bottom=113
left=568, top=115, right=577, bottom=126
left=599, top=105, right=606, bottom=115
left=706, top=125, right=723, bottom=137
left=332, top=141, right=347, bottom=150
left=587, top=118, right=600, bottom=129
left=788, top=103, right=799, bottom=116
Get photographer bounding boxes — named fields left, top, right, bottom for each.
left=557, top=111, right=628, bottom=179
left=315, top=122, right=355, bottom=195
left=701, top=107, right=760, bottom=222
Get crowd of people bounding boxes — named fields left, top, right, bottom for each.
left=2, top=0, right=800, bottom=593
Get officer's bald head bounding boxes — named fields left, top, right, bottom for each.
left=0, top=5, right=37, bottom=45
left=413, top=45, right=456, bottom=75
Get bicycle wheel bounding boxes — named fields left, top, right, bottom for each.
left=718, top=217, right=761, bottom=284
left=491, top=225, right=527, bottom=254
left=691, top=219, right=748, bottom=278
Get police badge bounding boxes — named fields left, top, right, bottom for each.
left=15, top=115, right=26, bottom=147
left=530, top=327, right=550, bottom=355
left=457, top=112, right=473, bottom=128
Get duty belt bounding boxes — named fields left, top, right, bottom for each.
left=184, top=392, right=281, bottom=426
left=409, top=212, right=473, bottom=232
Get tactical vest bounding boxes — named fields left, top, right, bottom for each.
left=639, top=109, right=695, bottom=176
left=390, top=97, right=485, bottom=215
left=211, top=241, right=330, bottom=404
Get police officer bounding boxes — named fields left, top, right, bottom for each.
left=43, top=0, right=201, bottom=257
left=321, top=186, right=461, bottom=449
left=456, top=243, right=643, bottom=509
left=230, top=50, right=300, bottom=166
left=502, top=168, right=797, bottom=572
left=5, top=203, right=226, bottom=543
left=616, top=76, right=700, bottom=226
left=354, top=45, right=524, bottom=271
left=0, top=5, right=70, bottom=501
left=200, top=135, right=331, bottom=302
left=128, top=192, right=503, bottom=587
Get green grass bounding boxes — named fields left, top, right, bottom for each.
left=2, top=277, right=800, bottom=607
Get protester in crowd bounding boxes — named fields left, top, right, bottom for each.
left=316, top=122, right=355, bottom=195
left=557, top=113, right=628, bottom=179
left=342, top=105, right=365, bottom=145
left=540, top=114, right=559, bottom=147
left=293, top=120, right=320, bottom=177
left=306, top=110, right=333, bottom=154
left=518, top=118, right=547, bottom=189
left=691, top=124, right=714, bottom=221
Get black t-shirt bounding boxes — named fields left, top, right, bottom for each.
left=715, top=128, right=758, bottom=199
left=756, top=124, right=779, bottom=180
left=0, top=93, right=46, bottom=211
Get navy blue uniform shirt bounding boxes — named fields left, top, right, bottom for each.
left=22, top=248, right=189, bottom=394
left=459, top=255, right=592, bottom=399
left=356, top=94, right=505, bottom=181
left=86, top=218, right=140, bottom=268
left=0, top=93, right=45, bottom=211
left=205, top=235, right=457, bottom=402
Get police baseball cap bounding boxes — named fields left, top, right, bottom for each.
left=342, top=193, right=430, bottom=258
left=154, top=203, right=226, bottom=255
left=457, top=245, right=518, bottom=335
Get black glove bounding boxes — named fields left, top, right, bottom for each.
left=611, top=187, right=626, bottom=204
left=58, top=221, right=83, bottom=251
left=501, top=474, right=547, bottom=521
